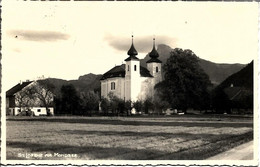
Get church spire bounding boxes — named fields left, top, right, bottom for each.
left=146, top=37, right=162, bottom=63
left=149, top=38, right=159, bottom=58
left=125, top=35, right=139, bottom=61
left=127, top=35, right=138, bottom=56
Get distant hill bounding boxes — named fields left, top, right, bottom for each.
left=141, top=44, right=245, bottom=85
left=45, top=73, right=102, bottom=96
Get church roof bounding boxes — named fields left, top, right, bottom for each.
left=124, top=55, right=139, bottom=61
left=146, top=38, right=162, bottom=64
left=146, top=57, right=162, bottom=63
left=125, top=35, right=139, bottom=62
left=127, top=43, right=138, bottom=56
left=6, top=81, right=33, bottom=97
left=101, top=64, right=153, bottom=80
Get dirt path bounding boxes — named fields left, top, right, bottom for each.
left=207, top=141, right=254, bottom=160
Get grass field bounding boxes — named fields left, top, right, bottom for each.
left=6, top=115, right=253, bottom=160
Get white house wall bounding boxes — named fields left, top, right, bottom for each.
left=9, top=107, right=54, bottom=116
left=31, top=107, right=54, bottom=116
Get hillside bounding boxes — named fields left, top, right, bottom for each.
left=141, top=44, right=245, bottom=85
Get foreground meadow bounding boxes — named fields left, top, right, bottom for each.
left=6, top=115, right=253, bottom=160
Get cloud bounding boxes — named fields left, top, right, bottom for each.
left=12, top=48, right=21, bottom=53
left=8, top=30, right=70, bottom=42
left=104, top=34, right=177, bottom=53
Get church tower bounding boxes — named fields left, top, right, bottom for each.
left=147, top=38, right=162, bottom=85
left=125, top=35, right=141, bottom=101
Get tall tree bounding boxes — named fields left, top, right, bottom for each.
left=80, top=91, right=100, bottom=116
left=153, top=89, right=170, bottom=115
left=100, top=97, right=109, bottom=116
left=60, top=84, right=80, bottom=115
left=156, top=48, right=211, bottom=113
left=15, top=87, right=35, bottom=113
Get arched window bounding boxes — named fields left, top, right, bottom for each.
left=128, top=65, right=130, bottom=71
left=134, top=65, right=137, bottom=71
left=156, top=66, right=159, bottom=73
left=111, top=82, right=115, bottom=90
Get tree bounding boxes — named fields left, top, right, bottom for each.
left=15, top=87, right=35, bottom=114
left=153, top=89, right=170, bottom=115
left=108, top=92, right=124, bottom=116
left=156, top=48, right=211, bottom=113
left=143, top=97, right=154, bottom=114
left=125, top=100, right=132, bottom=116
left=27, top=80, right=55, bottom=116
left=133, top=100, right=143, bottom=114
left=60, top=84, right=80, bottom=115
left=80, top=91, right=100, bottom=116
left=211, top=87, right=230, bottom=114
left=100, top=97, right=109, bottom=116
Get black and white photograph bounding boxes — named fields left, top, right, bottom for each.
left=1, top=1, right=258, bottom=166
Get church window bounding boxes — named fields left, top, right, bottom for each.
left=128, top=65, right=129, bottom=71
left=156, top=66, right=159, bottom=73
left=111, top=82, right=116, bottom=90
left=134, top=65, right=137, bottom=71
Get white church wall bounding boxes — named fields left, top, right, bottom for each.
left=101, top=77, right=125, bottom=99
left=125, top=60, right=142, bottom=102
left=138, top=77, right=154, bottom=101
left=147, top=63, right=162, bottom=85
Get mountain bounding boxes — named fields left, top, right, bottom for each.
left=45, top=73, right=102, bottom=96
left=140, top=44, right=245, bottom=85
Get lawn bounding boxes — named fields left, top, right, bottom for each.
left=6, top=115, right=253, bottom=160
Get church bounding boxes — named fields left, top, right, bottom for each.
left=100, top=36, right=162, bottom=102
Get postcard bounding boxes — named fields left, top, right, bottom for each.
left=1, top=1, right=258, bottom=166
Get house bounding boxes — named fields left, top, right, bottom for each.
left=6, top=80, right=54, bottom=116
left=223, top=84, right=253, bottom=113
left=100, top=36, right=162, bottom=102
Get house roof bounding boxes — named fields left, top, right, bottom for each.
left=101, top=64, right=153, bottom=80
left=6, top=81, right=33, bottom=97
left=224, top=86, right=253, bottom=101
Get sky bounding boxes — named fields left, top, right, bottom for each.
left=1, top=1, right=258, bottom=91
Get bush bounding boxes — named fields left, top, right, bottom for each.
left=143, top=97, right=154, bottom=114
left=100, top=98, right=109, bottom=116
left=80, top=91, right=100, bottom=116
left=133, top=100, right=143, bottom=113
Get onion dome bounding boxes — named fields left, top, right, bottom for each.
left=127, top=36, right=138, bottom=56
left=149, top=38, right=159, bottom=58
left=146, top=38, right=162, bottom=63
left=125, top=35, right=139, bottom=61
